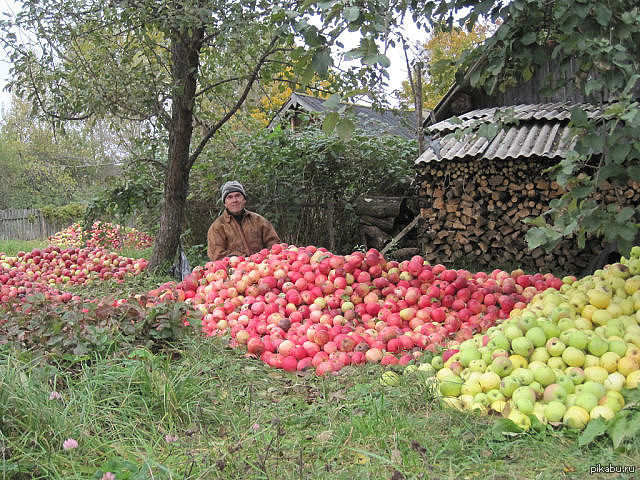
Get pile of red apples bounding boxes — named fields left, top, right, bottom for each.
left=170, top=244, right=564, bottom=375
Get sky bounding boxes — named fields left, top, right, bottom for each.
left=0, top=1, right=426, bottom=117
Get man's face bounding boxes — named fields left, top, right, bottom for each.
left=224, top=192, right=246, bottom=214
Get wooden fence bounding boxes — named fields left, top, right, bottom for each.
left=0, top=209, right=68, bottom=241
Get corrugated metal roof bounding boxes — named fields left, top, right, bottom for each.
left=415, top=103, right=595, bottom=164
left=427, top=102, right=599, bottom=133
left=268, top=92, right=418, bottom=139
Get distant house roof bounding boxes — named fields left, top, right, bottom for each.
left=416, top=102, right=601, bottom=165
left=268, top=92, right=418, bottom=140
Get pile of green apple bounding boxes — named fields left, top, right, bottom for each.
left=414, top=252, right=640, bottom=431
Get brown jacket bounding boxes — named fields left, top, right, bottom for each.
left=207, top=209, right=280, bottom=261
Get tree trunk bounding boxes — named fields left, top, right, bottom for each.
left=415, top=63, right=424, bottom=155
left=149, top=27, right=204, bottom=270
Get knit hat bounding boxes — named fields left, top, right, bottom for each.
left=221, top=180, right=246, bottom=203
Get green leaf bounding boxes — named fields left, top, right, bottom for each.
left=322, top=112, right=339, bottom=134
left=492, top=418, right=526, bottom=436
left=525, top=227, right=548, bottom=250
left=615, top=206, right=636, bottom=223
left=343, top=6, right=360, bottom=22
left=594, top=3, right=612, bottom=26
left=377, top=54, right=391, bottom=68
left=520, top=32, right=537, bottom=45
left=570, top=108, right=589, bottom=127
left=609, top=143, right=630, bottom=164
left=322, top=94, right=341, bottom=110
left=578, top=417, right=608, bottom=446
left=311, top=49, right=333, bottom=76
left=336, top=118, right=355, bottom=142
left=608, top=414, right=628, bottom=449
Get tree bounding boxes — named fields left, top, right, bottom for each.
left=0, top=95, right=121, bottom=208
left=1, top=0, right=311, bottom=269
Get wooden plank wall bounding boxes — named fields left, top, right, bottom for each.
left=0, top=209, right=67, bottom=241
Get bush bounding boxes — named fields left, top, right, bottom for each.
left=189, top=126, right=418, bottom=253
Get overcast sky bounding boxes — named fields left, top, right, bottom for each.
left=0, top=2, right=425, bottom=117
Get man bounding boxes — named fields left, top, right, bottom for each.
left=207, top=180, right=281, bottom=261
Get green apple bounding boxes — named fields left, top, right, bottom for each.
left=500, top=375, right=521, bottom=397
left=567, top=330, right=589, bottom=350
left=461, top=380, right=482, bottom=397
left=527, top=360, right=547, bottom=372
left=581, top=380, right=606, bottom=399
left=468, top=359, right=487, bottom=373
left=436, top=367, right=455, bottom=381
left=607, top=338, right=627, bottom=357
left=511, top=337, right=534, bottom=357
left=543, top=383, right=568, bottom=403
left=528, top=381, right=544, bottom=398
left=592, top=309, right=613, bottom=327
left=504, top=324, right=524, bottom=341
left=473, top=392, right=490, bottom=407
left=559, top=328, right=576, bottom=345
left=555, top=374, right=576, bottom=394
left=512, top=385, right=536, bottom=404
left=600, top=351, right=621, bottom=373
left=486, top=389, right=506, bottom=403
left=574, top=392, right=599, bottom=412
left=565, top=367, right=586, bottom=385
left=599, top=390, right=625, bottom=413
left=459, top=394, right=474, bottom=409
left=479, top=371, right=502, bottom=392
left=417, top=363, right=436, bottom=377
left=538, top=319, right=561, bottom=339
left=562, top=346, right=586, bottom=367
left=512, top=367, right=534, bottom=386
left=589, top=405, right=615, bottom=421
left=530, top=347, right=551, bottom=363
left=518, top=313, right=538, bottom=332
left=490, top=356, right=514, bottom=377
left=604, top=372, right=625, bottom=392
left=574, top=316, right=593, bottom=331
left=547, top=356, right=567, bottom=371
left=534, top=365, right=556, bottom=387
left=488, top=334, right=510, bottom=352
left=563, top=405, right=590, bottom=429
left=514, top=397, right=535, bottom=415
left=584, top=366, right=609, bottom=384
left=525, top=327, right=547, bottom=347
left=508, top=409, right=531, bottom=430
left=583, top=354, right=601, bottom=368
left=544, top=400, right=567, bottom=422
left=459, top=347, right=482, bottom=367
left=557, top=317, right=576, bottom=333
left=546, top=337, right=566, bottom=356
left=439, top=375, right=463, bottom=397
left=431, top=355, right=444, bottom=370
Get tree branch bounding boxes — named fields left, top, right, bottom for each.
left=187, top=35, right=284, bottom=169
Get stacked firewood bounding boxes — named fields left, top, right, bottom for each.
left=354, top=196, right=420, bottom=258
left=415, top=158, right=640, bottom=273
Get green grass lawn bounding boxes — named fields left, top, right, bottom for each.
left=1, top=335, right=638, bottom=480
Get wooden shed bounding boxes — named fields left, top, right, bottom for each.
left=414, top=57, right=640, bottom=274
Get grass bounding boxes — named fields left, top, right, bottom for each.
left=1, top=336, right=638, bottom=480
left=0, top=239, right=47, bottom=256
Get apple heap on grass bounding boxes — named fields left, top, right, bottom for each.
left=422, top=255, right=640, bottom=431
left=170, top=244, right=561, bottom=375
left=48, top=222, right=154, bottom=250
left=0, top=245, right=148, bottom=304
